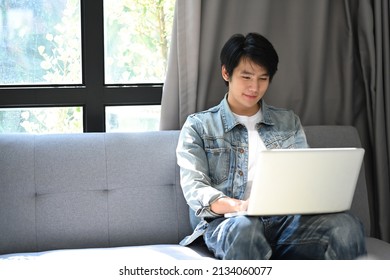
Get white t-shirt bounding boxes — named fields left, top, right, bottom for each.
left=234, top=109, right=266, bottom=199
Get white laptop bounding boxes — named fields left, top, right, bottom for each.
left=225, top=148, right=365, bottom=217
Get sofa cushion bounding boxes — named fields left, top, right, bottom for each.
left=0, top=244, right=214, bottom=261
left=0, top=131, right=192, bottom=255
left=365, top=237, right=390, bottom=259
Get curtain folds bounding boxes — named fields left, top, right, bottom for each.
left=367, top=0, right=390, bottom=241
left=160, top=0, right=390, bottom=242
left=160, top=0, right=201, bottom=130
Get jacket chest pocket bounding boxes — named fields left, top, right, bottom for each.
left=204, top=141, right=231, bottom=185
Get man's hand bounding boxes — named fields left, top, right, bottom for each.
left=210, top=197, right=249, bottom=214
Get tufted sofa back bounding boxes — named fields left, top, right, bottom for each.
left=0, top=131, right=190, bottom=255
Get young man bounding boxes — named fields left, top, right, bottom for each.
left=176, top=33, right=367, bottom=259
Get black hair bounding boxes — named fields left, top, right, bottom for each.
left=220, top=32, right=279, bottom=86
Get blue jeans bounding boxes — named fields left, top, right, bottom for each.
left=204, top=213, right=367, bottom=259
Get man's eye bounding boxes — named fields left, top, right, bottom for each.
left=242, top=76, right=251, bottom=79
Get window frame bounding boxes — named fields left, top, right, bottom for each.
left=0, top=0, right=163, bottom=132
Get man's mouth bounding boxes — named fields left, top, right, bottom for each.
left=243, top=93, right=258, bottom=99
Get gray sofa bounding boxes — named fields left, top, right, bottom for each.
left=1, top=126, right=390, bottom=261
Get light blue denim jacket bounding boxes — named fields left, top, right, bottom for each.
left=176, top=95, right=309, bottom=245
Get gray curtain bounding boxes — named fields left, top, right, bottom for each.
left=161, top=0, right=390, bottom=242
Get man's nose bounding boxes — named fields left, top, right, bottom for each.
left=249, top=80, right=260, bottom=92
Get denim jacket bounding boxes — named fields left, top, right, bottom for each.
left=176, top=95, right=309, bottom=245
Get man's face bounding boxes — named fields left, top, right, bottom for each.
left=223, top=58, right=270, bottom=116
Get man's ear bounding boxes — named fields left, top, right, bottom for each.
left=221, top=65, right=229, bottom=82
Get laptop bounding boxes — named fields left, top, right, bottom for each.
left=225, top=148, right=365, bottom=217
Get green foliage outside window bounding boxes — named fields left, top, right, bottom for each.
left=0, top=107, right=83, bottom=133
left=38, top=0, right=81, bottom=84
left=104, top=0, right=175, bottom=83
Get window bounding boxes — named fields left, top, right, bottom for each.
left=106, top=105, right=160, bottom=132
left=0, top=107, right=83, bottom=133
left=104, top=0, right=174, bottom=84
left=0, top=0, right=175, bottom=133
left=0, top=0, right=82, bottom=85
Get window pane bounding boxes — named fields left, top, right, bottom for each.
left=104, top=0, right=175, bottom=84
left=106, top=105, right=160, bottom=132
left=0, top=0, right=82, bottom=85
left=0, top=107, right=83, bottom=133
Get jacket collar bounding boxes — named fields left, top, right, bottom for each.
left=220, top=94, right=275, bottom=132
left=260, top=101, right=275, bottom=126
